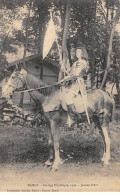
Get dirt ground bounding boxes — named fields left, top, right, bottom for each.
left=0, top=105, right=120, bottom=192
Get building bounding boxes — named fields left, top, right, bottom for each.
left=6, top=55, right=60, bottom=105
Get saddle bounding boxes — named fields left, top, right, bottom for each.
left=60, top=92, right=87, bottom=113
left=60, top=78, right=88, bottom=113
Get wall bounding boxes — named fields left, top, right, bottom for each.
left=26, top=60, right=58, bottom=84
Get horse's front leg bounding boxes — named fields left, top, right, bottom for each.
left=44, top=123, right=54, bottom=166
left=50, top=119, right=63, bottom=171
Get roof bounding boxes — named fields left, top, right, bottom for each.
left=8, top=54, right=60, bottom=71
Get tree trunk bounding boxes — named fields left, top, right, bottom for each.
left=106, top=6, right=109, bottom=20
left=100, top=9, right=120, bottom=89
left=58, top=1, right=71, bottom=81
left=38, top=8, right=44, bottom=80
left=23, top=0, right=31, bottom=64
left=19, top=0, right=31, bottom=108
left=91, top=0, right=97, bottom=88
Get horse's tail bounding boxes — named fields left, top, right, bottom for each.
left=100, top=90, right=115, bottom=122
left=106, top=91, right=115, bottom=121
left=111, top=96, right=115, bottom=121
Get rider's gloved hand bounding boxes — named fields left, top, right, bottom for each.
left=60, top=78, right=65, bottom=83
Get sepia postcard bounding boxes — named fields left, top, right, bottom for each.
left=0, top=0, right=120, bottom=192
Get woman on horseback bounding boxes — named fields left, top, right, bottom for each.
left=60, top=46, right=90, bottom=114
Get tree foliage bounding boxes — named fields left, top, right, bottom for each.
left=0, top=0, right=120, bottom=102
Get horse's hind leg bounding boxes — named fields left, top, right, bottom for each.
left=101, top=125, right=110, bottom=164
left=101, top=111, right=111, bottom=164
left=100, top=92, right=114, bottom=164
left=92, top=114, right=109, bottom=164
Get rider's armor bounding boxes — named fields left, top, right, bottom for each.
left=60, top=58, right=89, bottom=106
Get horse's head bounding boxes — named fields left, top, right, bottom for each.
left=18, top=68, right=28, bottom=80
left=1, top=69, right=27, bottom=100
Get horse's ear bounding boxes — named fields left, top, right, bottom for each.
left=23, top=62, right=27, bottom=70
left=15, top=63, right=22, bottom=71
left=18, top=63, right=23, bottom=70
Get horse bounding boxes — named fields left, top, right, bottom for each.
left=2, top=68, right=115, bottom=171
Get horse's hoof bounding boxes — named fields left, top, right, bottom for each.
left=104, top=160, right=110, bottom=165
left=101, top=159, right=110, bottom=166
left=101, top=154, right=106, bottom=162
left=43, top=164, right=48, bottom=168
left=101, top=158, right=105, bottom=162
left=102, top=163, right=110, bottom=171
left=44, top=160, right=53, bottom=167
left=50, top=167, right=58, bottom=172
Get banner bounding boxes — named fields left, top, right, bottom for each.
left=43, top=16, right=56, bottom=59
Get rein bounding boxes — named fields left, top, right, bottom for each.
left=14, top=74, right=79, bottom=94
left=15, top=81, right=61, bottom=93
left=14, top=69, right=60, bottom=94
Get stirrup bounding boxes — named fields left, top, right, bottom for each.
left=67, top=104, right=76, bottom=112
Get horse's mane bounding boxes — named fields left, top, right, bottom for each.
left=26, top=69, right=46, bottom=88
left=25, top=69, right=60, bottom=97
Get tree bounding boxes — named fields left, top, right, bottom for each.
left=0, top=0, right=120, bottom=104
left=19, top=0, right=32, bottom=108
left=101, top=8, right=120, bottom=89
left=0, top=3, right=25, bottom=79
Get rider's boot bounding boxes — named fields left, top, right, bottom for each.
left=67, top=104, right=76, bottom=116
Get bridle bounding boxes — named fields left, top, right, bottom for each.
left=17, top=69, right=29, bottom=89
left=2, top=69, right=26, bottom=99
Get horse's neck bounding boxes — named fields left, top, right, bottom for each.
left=24, top=71, right=48, bottom=104
left=26, top=72, right=45, bottom=89
left=23, top=70, right=60, bottom=106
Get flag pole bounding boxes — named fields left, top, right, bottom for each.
left=77, top=78, right=91, bottom=125
left=55, top=36, right=62, bottom=66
